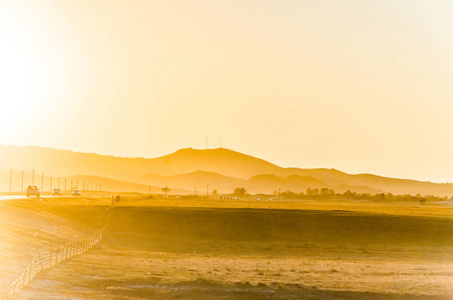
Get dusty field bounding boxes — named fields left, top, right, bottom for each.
left=1, top=197, right=453, bottom=299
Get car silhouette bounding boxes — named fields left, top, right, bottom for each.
left=26, top=185, right=40, bottom=197
left=52, top=188, right=62, bottom=196
left=72, top=189, right=81, bottom=196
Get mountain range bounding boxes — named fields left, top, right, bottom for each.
left=0, top=144, right=452, bottom=196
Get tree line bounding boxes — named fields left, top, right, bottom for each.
left=232, top=187, right=451, bottom=202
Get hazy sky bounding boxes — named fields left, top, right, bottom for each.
left=1, top=0, right=452, bottom=182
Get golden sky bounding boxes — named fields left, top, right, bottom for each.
left=0, top=0, right=452, bottom=182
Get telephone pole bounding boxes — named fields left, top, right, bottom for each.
left=42, top=172, right=44, bottom=191
left=9, top=168, right=12, bottom=193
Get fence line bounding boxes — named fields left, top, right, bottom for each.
left=2, top=203, right=114, bottom=300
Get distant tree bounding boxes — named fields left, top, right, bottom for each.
left=162, top=185, right=170, bottom=196
left=233, top=187, right=247, bottom=196
left=320, top=188, right=330, bottom=195
left=343, top=190, right=354, bottom=198
left=375, top=193, right=386, bottom=200
left=212, top=189, right=218, bottom=196
left=281, top=190, right=295, bottom=197
left=312, top=189, right=319, bottom=195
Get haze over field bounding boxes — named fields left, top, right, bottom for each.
left=1, top=0, right=453, bottom=183
left=1, top=144, right=453, bottom=196
left=1, top=1, right=453, bottom=299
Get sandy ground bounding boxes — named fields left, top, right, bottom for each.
left=1, top=197, right=453, bottom=299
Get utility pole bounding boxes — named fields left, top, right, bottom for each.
left=50, top=176, right=52, bottom=192
left=58, top=177, right=60, bottom=189
left=42, top=172, right=44, bottom=191
left=71, top=179, right=73, bottom=191
left=207, top=184, right=209, bottom=197
left=32, top=168, right=35, bottom=185
left=149, top=186, right=151, bottom=195
left=278, top=188, right=281, bottom=201
left=65, top=178, right=67, bottom=194
left=194, top=186, right=196, bottom=196
left=21, top=170, right=24, bottom=193
left=9, top=168, right=12, bottom=193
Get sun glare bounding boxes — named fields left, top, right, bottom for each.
left=0, top=3, right=53, bottom=141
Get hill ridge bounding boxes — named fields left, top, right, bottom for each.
left=1, top=144, right=453, bottom=196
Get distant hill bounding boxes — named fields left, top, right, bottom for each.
left=140, top=172, right=328, bottom=194
left=0, top=145, right=279, bottom=180
left=1, top=144, right=453, bottom=196
left=247, top=174, right=327, bottom=194
left=0, top=169, right=176, bottom=194
left=141, top=171, right=245, bottom=193
left=143, top=148, right=280, bottom=178
left=63, top=175, right=164, bottom=194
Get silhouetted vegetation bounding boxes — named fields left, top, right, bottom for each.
left=276, top=189, right=452, bottom=203
left=161, top=186, right=170, bottom=195
left=233, top=188, right=247, bottom=196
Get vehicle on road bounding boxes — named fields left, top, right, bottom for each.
left=52, top=188, right=62, bottom=196
left=72, top=189, right=81, bottom=196
left=26, top=185, right=40, bottom=197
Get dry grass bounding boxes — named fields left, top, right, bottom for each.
left=1, top=196, right=453, bottom=299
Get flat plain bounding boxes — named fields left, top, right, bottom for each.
left=1, top=196, right=452, bottom=299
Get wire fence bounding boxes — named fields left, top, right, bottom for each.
left=2, top=229, right=103, bottom=300
left=2, top=200, right=115, bottom=300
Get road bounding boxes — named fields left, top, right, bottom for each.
left=0, top=195, right=53, bottom=201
